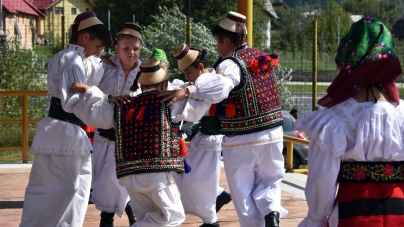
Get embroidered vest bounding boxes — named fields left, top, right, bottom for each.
left=114, top=91, right=185, bottom=178
left=211, top=47, right=283, bottom=135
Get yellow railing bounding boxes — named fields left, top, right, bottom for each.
left=1, top=90, right=310, bottom=168
left=0, top=90, right=48, bottom=163
left=284, top=135, right=309, bottom=174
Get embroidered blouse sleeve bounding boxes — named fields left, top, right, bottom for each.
left=187, top=59, right=239, bottom=104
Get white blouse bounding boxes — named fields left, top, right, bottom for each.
left=295, top=98, right=404, bottom=227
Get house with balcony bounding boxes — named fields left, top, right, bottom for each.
left=1, top=0, right=45, bottom=48
left=31, top=0, right=95, bottom=43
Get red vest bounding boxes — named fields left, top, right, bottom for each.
left=210, top=46, right=283, bottom=135
left=114, top=91, right=186, bottom=178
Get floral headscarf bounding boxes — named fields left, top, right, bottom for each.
left=318, top=18, right=402, bottom=108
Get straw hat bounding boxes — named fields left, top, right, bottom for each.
left=117, top=22, right=143, bottom=43
left=137, top=59, right=169, bottom=85
left=76, top=11, right=103, bottom=31
left=218, top=11, right=247, bottom=34
left=173, top=44, right=199, bottom=71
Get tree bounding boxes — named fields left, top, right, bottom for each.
left=140, top=5, right=219, bottom=81
left=342, top=0, right=401, bottom=28
left=317, top=1, right=350, bottom=55
left=92, top=0, right=237, bottom=36
left=271, top=7, right=310, bottom=59
left=0, top=37, right=47, bottom=121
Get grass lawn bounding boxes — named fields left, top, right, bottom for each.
left=0, top=150, right=34, bottom=163
left=287, top=84, right=404, bottom=97
left=286, top=84, right=329, bottom=94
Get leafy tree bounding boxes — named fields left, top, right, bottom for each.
left=0, top=37, right=47, bottom=121
left=271, top=7, right=309, bottom=59
left=342, top=0, right=401, bottom=28
left=92, top=0, right=236, bottom=36
left=0, top=38, right=46, bottom=91
left=140, top=5, right=219, bottom=81
left=317, top=1, right=350, bottom=55
left=274, top=64, right=296, bottom=110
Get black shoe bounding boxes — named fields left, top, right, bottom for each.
left=125, top=201, right=136, bottom=226
left=216, top=190, right=232, bottom=213
left=100, top=212, right=115, bottom=227
left=200, top=222, right=220, bottom=227
left=88, top=188, right=94, bottom=204
left=265, top=211, right=280, bottom=227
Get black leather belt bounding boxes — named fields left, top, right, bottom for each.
left=98, top=128, right=116, bottom=141
left=48, top=97, right=83, bottom=126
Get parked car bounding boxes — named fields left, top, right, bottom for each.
left=281, top=110, right=308, bottom=169
left=181, top=111, right=309, bottom=169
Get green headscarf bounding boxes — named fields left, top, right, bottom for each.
left=151, top=48, right=168, bottom=64
left=335, top=17, right=396, bottom=73
left=318, top=17, right=402, bottom=108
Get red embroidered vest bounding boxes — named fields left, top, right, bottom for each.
left=114, top=91, right=185, bottom=178
left=211, top=47, right=283, bottom=135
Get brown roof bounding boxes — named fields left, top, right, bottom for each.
left=2, top=0, right=45, bottom=17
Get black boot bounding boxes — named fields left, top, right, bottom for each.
left=199, top=221, right=220, bottom=227
left=216, top=190, right=232, bottom=212
left=265, top=211, right=280, bottom=227
left=100, top=211, right=114, bottom=227
left=125, top=201, right=136, bottom=226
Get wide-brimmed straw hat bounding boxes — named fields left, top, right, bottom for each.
left=117, top=22, right=143, bottom=43
left=137, top=59, right=168, bottom=85
left=173, top=44, right=199, bottom=71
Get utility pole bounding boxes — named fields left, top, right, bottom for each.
left=186, top=0, right=191, bottom=45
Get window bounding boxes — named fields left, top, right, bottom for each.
left=14, top=21, right=22, bottom=39
left=54, top=7, right=64, bottom=15
left=71, top=8, right=77, bottom=15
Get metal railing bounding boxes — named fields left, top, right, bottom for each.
left=284, top=135, right=309, bottom=174
left=1, top=91, right=311, bottom=169
left=0, top=90, right=47, bottom=163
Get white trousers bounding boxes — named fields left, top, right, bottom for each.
left=20, top=153, right=91, bottom=227
left=223, top=142, right=287, bottom=227
left=173, top=148, right=221, bottom=224
left=91, top=134, right=129, bottom=217
left=119, top=172, right=185, bottom=227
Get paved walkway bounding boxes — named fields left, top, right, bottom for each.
left=0, top=164, right=308, bottom=227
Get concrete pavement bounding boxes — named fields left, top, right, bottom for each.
left=0, top=163, right=308, bottom=227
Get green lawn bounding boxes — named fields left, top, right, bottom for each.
left=286, top=84, right=329, bottom=94
left=0, top=150, right=34, bottom=163
left=287, top=84, right=404, bottom=97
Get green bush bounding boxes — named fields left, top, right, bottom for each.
left=0, top=37, right=48, bottom=149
